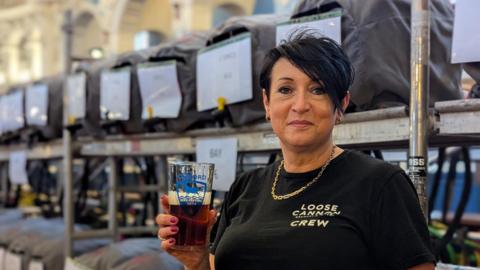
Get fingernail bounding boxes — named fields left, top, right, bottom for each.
left=170, top=217, right=177, bottom=224
left=169, top=239, right=175, bottom=244
left=171, top=227, right=178, bottom=233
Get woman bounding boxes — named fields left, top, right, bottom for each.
left=156, top=33, right=435, bottom=270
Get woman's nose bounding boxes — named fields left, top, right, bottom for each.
left=292, top=91, right=310, bottom=113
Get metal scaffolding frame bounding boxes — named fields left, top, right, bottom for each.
left=0, top=99, right=479, bottom=258
left=0, top=0, right=479, bottom=269
left=0, top=99, right=478, bottom=261
left=409, top=0, right=430, bottom=219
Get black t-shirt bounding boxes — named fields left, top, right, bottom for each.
left=210, top=150, right=435, bottom=270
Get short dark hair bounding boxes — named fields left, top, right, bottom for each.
left=259, top=31, right=354, bottom=113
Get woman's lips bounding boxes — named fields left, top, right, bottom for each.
left=288, top=120, right=313, bottom=127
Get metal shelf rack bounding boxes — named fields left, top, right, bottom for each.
left=1, top=0, right=479, bottom=269
left=0, top=98, right=479, bottom=260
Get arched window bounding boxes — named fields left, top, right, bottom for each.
left=212, top=4, right=245, bottom=27
left=253, top=0, right=274, bottom=14
left=0, top=0, right=26, bottom=8
left=134, top=30, right=165, bottom=50
left=17, top=36, right=31, bottom=82
left=73, top=12, right=104, bottom=58
left=0, top=45, right=9, bottom=85
left=274, top=0, right=301, bottom=15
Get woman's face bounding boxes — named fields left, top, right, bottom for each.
left=263, top=57, right=348, bottom=151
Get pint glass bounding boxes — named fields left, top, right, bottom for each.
left=168, top=161, right=214, bottom=249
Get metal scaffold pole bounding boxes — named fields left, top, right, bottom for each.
left=409, top=0, right=431, bottom=221
left=62, top=8, right=74, bottom=258
left=108, top=157, right=119, bottom=241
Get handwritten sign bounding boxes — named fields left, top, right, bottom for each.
left=3, top=92, right=24, bottom=132
left=64, top=257, right=85, bottom=270
left=276, top=11, right=341, bottom=45
left=451, top=0, right=480, bottom=63
left=100, top=68, right=131, bottom=121
left=4, top=251, right=22, bottom=270
left=26, top=84, right=49, bottom=126
left=197, top=33, right=253, bottom=111
left=196, top=137, right=238, bottom=191
left=28, top=260, right=44, bottom=270
left=137, top=61, right=182, bottom=119
left=66, top=73, right=87, bottom=121
left=9, top=151, right=28, bottom=185
left=0, top=248, right=5, bottom=270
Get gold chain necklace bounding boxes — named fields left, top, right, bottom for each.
left=271, top=146, right=336, bottom=200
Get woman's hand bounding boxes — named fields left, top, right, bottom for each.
left=156, top=194, right=217, bottom=270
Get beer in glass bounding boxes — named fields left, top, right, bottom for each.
left=168, top=161, right=214, bottom=249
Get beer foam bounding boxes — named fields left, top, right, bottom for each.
left=168, top=191, right=211, bottom=206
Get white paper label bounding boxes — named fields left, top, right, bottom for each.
left=0, top=248, right=5, bottom=270
left=451, top=0, right=480, bottom=63
left=435, top=263, right=480, bottom=270
left=3, top=92, right=24, bottom=132
left=66, top=73, right=87, bottom=121
left=28, top=260, right=44, bottom=270
left=9, top=151, right=28, bottom=185
left=137, top=61, right=182, bottom=119
left=26, top=84, right=49, bottom=126
left=196, top=137, right=238, bottom=191
left=64, top=257, right=88, bottom=270
left=100, top=68, right=131, bottom=121
left=276, top=12, right=341, bottom=45
left=4, top=251, right=22, bottom=270
left=197, top=33, right=253, bottom=111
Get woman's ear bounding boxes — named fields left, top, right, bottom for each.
left=262, top=89, right=271, bottom=120
left=335, top=92, right=351, bottom=124
left=342, top=91, right=351, bottom=113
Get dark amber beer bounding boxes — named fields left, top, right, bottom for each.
left=169, top=192, right=211, bottom=246
left=168, top=162, right=214, bottom=249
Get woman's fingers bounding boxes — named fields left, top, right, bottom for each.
left=157, top=197, right=217, bottom=251
left=155, top=213, right=178, bottom=226
left=160, top=237, right=176, bottom=250
left=208, top=209, right=217, bottom=228
left=158, top=226, right=179, bottom=240
left=157, top=212, right=179, bottom=248
left=160, top=194, right=170, bottom=214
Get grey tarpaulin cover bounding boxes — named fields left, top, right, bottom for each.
left=205, top=14, right=285, bottom=126
left=7, top=219, right=65, bottom=270
left=0, top=218, right=63, bottom=270
left=68, top=49, right=148, bottom=136
left=0, top=209, right=23, bottom=223
left=0, top=86, right=25, bottom=143
left=113, top=251, right=183, bottom=270
left=30, top=238, right=110, bottom=270
left=7, top=219, right=65, bottom=253
left=293, top=0, right=465, bottom=110
left=68, top=57, right=117, bottom=137
left=23, top=74, right=64, bottom=142
left=0, top=218, right=24, bottom=238
left=144, top=32, right=215, bottom=132
left=98, top=50, right=150, bottom=134
left=0, top=210, right=24, bottom=249
left=1, top=217, right=103, bottom=270
left=0, top=218, right=55, bottom=247
left=74, top=238, right=167, bottom=269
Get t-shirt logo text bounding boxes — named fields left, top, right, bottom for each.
left=290, top=203, right=341, bottom=228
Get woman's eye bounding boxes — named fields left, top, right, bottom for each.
left=278, top=87, right=292, bottom=94
left=311, top=87, right=326, bottom=95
